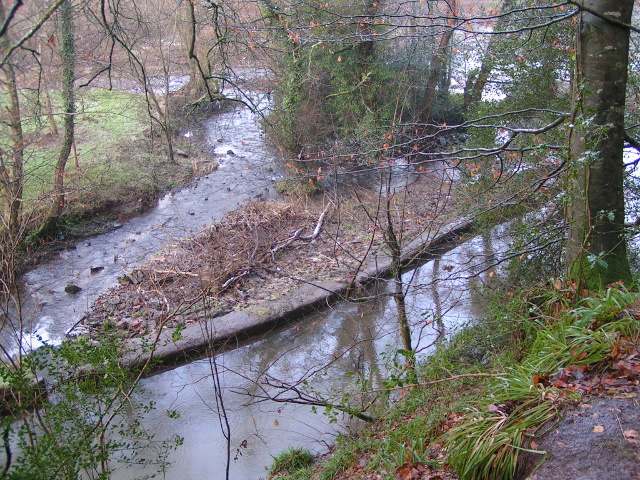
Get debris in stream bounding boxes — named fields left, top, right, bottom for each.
left=77, top=177, right=455, bottom=339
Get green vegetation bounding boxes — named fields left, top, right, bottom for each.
left=275, top=177, right=322, bottom=196
left=296, top=283, right=640, bottom=480
left=268, top=447, right=315, bottom=480
left=0, top=336, right=182, bottom=479
left=5, top=88, right=197, bottom=234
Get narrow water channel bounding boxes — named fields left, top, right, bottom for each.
left=112, top=226, right=508, bottom=480
left=10, top=91, right=282, bottom=356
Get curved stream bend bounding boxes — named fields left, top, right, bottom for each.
left=10, top=91, right=281, bottom=356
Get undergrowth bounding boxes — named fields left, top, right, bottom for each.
left=277, top=284, right=640, bottom=480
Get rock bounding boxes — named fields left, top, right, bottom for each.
left=90, top=266, right=104, bottom=274
left=176, top=149, right=189, bottom=158
left=227, top=149, right=235, bottom=156
left=119, top=270, right=145, bottom=285
left=116, top=317, right=133, bottom=329
left=128, top=269, right=146, bottom=284
left=106, top=297, right=121, bottom=306
left=112, top=223, right=123, bottom=229
left=64, top=284, right=81, bottom=294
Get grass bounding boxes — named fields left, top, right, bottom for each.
left=1, top=87, right=205, bottom=233
left=446, top=285, right=640, bottom=480
left=268, top=447, right=315, bottom=480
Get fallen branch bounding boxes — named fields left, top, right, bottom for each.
left=151, top=269, right=200, bottom=277
left=268, top=203, right=332, bottom=260
left=354, top=372, right=503, bottom=395
left=219, top=269, right=250, bottom=293
left=300, top=203, right=331, bottom=240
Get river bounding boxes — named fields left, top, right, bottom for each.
left=111, top=226, right=505, bottom=480
left=5, top=84, right=508, bottom=479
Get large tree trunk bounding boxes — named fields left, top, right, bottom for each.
left=566, top=0, right=633, bottom=289
left=50, top=0, right=74, bottom=219
left=419, top=28, right=453, bottom=124
left=0, top=1, right=24, bottom=234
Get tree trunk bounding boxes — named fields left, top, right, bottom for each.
left=382, top=174, right=415, bottom=381
left=38, top=40, right=58, bottom=136
left=419, top=0, right=458, bottom=124
left=566, top=0, right=633, bottom=289
left=0, top=1, right=24, bottom=233
left=463, top=0, right=514, bottom=111
left=419, top=28, right=453, bottom=124
left=50, top=0, right=74, bottom=220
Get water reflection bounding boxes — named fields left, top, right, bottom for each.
left=114, top=226, right=508, bottom=480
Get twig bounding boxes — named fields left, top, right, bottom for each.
left=151, top=269, right=199, bottom=277
left=300, top=203, right=331, bottom=240
left=219, top=270, right=250, bottom=292
left=354, top=372, right=503, bottom=395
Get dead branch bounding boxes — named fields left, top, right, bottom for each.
left=300, top=203, right=332, bottom=240
left=354, top=373, right=504, bottom=395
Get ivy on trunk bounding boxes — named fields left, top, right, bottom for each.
left=566, top=0, right=633, bottom=289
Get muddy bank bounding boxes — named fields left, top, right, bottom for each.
left=523, top=392, right=640, bottom=480
left=117, top=212, right=472, bottom=370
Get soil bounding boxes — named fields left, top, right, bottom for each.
left=523, top=393, right=640, bottom=480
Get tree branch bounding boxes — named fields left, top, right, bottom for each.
left=566, top=0, right=640, bottom=33
left=0, top=0, right=22, bottom=39
left=0, top=0, right=66, bottom=68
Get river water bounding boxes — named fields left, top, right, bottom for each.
left=112, top=226, right=505, bottom=480
left=10, top=90, right=282, bottom=356
left=6, top=85, right=509, bottom=479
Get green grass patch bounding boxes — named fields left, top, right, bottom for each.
left=268, top=447, right=315, bottom=480
left=1, top=87, right=201, bottom=232
left=444, top=285, right=640, bottom=480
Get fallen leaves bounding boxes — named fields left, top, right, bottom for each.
left=623, top=429, right=639, bottom=445
left=537, top=337, right=640, bottom=397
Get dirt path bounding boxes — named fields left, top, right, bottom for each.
left=524, top=392, right=640, bottom=480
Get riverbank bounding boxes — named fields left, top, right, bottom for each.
left=265, top=285, right=640, bottom=480
left=8, top=91, right=222, bottom=277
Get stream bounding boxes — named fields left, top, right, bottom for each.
left=6, top=85, right=509, bottom=479
left=11, top=89, right=282, bottom=356
left=112, top=227, right=506, bottom=480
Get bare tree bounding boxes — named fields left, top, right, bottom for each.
left=0, top=0, right=24, bottom=234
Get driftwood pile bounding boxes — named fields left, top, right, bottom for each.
left=81, top=201, right=331, bottom=336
